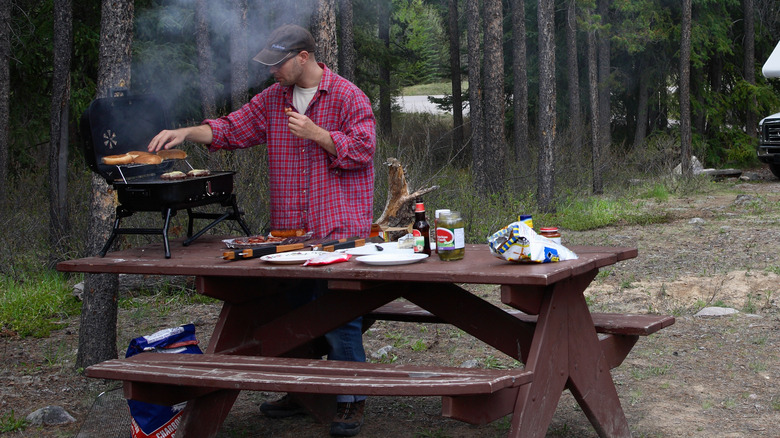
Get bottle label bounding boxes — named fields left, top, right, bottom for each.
left=412, top=229, right=426, bottom=253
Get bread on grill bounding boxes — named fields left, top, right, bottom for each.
left=157, top=149, right=187, bottom=160
left=102, top=153, right=133, bottom=165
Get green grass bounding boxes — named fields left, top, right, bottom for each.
left=0, top=270, right=81, bottom=338
left=0, top=410, right=27, bottom=433
left=402, top=81, right=467, bottom=96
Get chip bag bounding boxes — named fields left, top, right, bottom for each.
left=488, top=221, right=578, bottom=263
left=125, top=324, right=202, bottom=438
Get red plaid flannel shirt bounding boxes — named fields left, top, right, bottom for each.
left=205, top=64, right=376, bottom=239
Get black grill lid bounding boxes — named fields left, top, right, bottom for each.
left=80, top=89, right=174, bottom=182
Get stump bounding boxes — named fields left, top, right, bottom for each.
left=374, top=158, right=438, bottom=240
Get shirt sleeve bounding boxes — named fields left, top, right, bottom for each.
left=328, top=88, right=377, bottom=171
left=205, top=94, right=268, bottom=152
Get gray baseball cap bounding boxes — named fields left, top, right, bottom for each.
left=253, top=24, right=316, bottom=66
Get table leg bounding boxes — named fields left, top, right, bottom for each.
left=174, top=389, right=239, bottom=438
left=508, top=270, right=631, bottom=438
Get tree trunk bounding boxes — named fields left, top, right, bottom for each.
left=49, top=0, right=72, bottom=267
left=195, top=0, right=217, bottom=119
left=230, top=0, right=249, bottom=111
left=743, top=0, right=756, bottom=139
left=633, top=66, right=650, bottom=149
left=597, top=0, right=611, bottom=151
left=566, top=0, right=581, bottom=152
left=465, top=0, right=483, bottom=187
left=77, top=0, right=134, bottom=370
left=537, top=0, right=556, bottom=212
left=378, top=0, right=392, bottom=136
left=0, top=0, right=10, bottom=206
left=480, top=0, right=505, bottom=194
left=447, top=0, right=463, bottom=153
left=338, top=0, right=355, bottom=82
left=587, top=17, right=601, bottom=194
left=313, top=0, right=338, bottom=71
left=512, top=0, right=529, bottom=162
left=680, top=0, right=692, bottom=175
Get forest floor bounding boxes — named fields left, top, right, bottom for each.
left=2, top=167, right=779, bottom=438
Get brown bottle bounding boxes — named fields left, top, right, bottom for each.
left=412, top=198, right=431, bottom=256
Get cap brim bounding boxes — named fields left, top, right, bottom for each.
left=253, top=49, right=295, bottom=66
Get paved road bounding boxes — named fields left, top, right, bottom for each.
left=397, top=95, right=469, bottom=115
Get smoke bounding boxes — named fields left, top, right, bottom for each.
left=132, top=0, right=317, bottom=123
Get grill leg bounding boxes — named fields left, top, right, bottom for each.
left=162, top=208, right=173, bottom=259
left=99, top=216, right=122, bottom=257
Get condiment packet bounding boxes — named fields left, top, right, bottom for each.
left=303, top=252, right=352, bottom=266
left=487, top=221, right=578, bottom=263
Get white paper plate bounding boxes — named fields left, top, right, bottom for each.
left=343, top=243, right=414, bottom=256
left=355, top=253, right=429, bottom=266
left=260, top=251, right=329, bottom=265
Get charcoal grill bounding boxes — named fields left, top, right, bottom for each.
left=80, top=89, right=251, bottom=258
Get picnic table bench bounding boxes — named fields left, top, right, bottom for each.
left=59, top=238, right=675, bottom=438
left=86, top=353, right=533, bottom=424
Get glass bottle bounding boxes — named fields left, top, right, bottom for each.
left=412, top=198, right=431, bottom=256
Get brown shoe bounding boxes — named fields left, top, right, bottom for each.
left=329, top=400, right=365, bottom=437
left=259, top=394, right=306, bottom=418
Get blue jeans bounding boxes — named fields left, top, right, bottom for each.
left=288, top=279, right=367, bottom=403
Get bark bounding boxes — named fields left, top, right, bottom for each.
left=597, top=0, right=611, bottom=151
left=49, top=0, right=72, bottom=267
left=744, top=0, right=756, bottom=139
left=587, top=24, right=601, bottom=194
left=312, top=0, right=338, bottom=71
left=566, top=0, right=581, bottom=152
left=230, top=0, right=249, bottom=110
left=0, top=0, right=10, bottom=205
left=680, top=0, right=692, bottom=175
left=512, top=0, right=529, bottom=161
left=338, top=0, right=355, bottom=82
left=633, top=66, right=650, bottom=149
left=195, top=0, right=217, bottom=119
left=537, top=0, right=556, bottom=212
left=448, top=0, right=463, bottom=153
left=378, top=0, right=392, bottom=136
left=480, top=0, right=505, bottom=194
left=77, top=0, right=134, bottom=370
left=465, top=0, right=483, bottom=188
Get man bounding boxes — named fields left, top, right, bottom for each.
left=148, top=24, right=375, bottom=437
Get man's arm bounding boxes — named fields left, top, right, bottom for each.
left=147, top=124, right=214, bottom=152
left=285, top=111, right=337, bottom=155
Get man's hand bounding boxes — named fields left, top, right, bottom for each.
left=286, top=110, right=336, bottom=155
left=147, top=125, right=214, bottom=152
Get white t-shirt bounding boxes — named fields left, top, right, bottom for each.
left=293, top=85, right=318, bottom=114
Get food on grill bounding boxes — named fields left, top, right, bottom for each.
left=132, top=154, right=163, bottom=165
left=270, top=229, right=306, bottom=238
left=102, top=153, right=133, bottom=165
left=157, top=149, right=188, bottom=160
left=160, top=171, right=187, bottom=180
left=187, top=169, right=211, bottom=178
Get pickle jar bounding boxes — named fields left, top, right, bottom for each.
left=436, top=211, right=465, bottom=261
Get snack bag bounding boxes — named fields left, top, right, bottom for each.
left=125, top=324, right=202, bottom=438
left=488, top=221, right=578, bottom=263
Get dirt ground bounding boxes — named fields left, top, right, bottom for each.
left=2, top=168, right=779, bottom=438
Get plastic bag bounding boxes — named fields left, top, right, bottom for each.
left=488, top=221, right=578, bottom=263
left=125, top=324, right=202, bottom=438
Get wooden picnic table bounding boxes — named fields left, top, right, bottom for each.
left=58, top=236, right=673, bottom=438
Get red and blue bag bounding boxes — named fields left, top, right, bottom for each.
left=125, top=324, right=202, bottom=438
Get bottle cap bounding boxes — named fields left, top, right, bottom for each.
left=540, top=227, right=558, bottom=232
